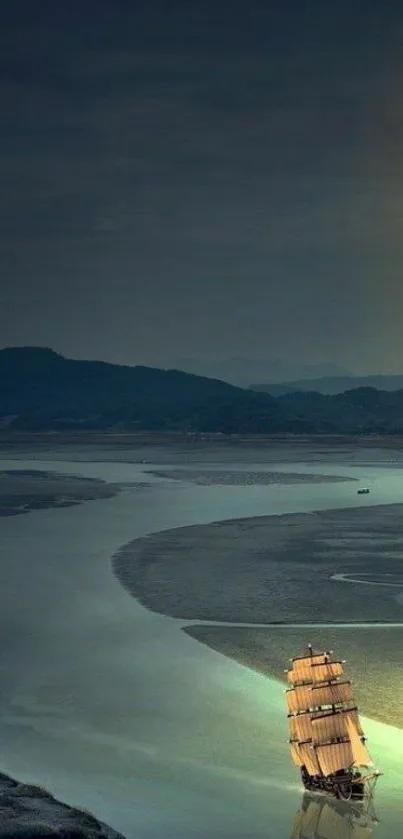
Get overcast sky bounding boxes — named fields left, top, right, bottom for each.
left=1, top=1, right=403, bottom=373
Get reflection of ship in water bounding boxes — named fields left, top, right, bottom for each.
left=290, top=792, right=378, bottom=839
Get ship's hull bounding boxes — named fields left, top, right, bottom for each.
left=301, top=768, right=365, bottom=801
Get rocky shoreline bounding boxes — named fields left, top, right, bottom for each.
left=0, top=771, right=126, bottom=838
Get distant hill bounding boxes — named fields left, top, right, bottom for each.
left=277, top=387, right=403, bottom=434
left=251, top=374, right=403, bottom=396
left=163, top=357, right=351, bottom=387
left=2, top=347, right=403, bottom=435
left=0, top=346, right=310, bottom=434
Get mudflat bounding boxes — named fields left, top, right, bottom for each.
left=0, top=469, right=119, bottom=516
left=146, top=468, right=356, bottom=485
left=113, top=503, right=403, bottom=728
left=113, top=503, right=403, bottom=623
left=183, top=624, right=403, bottom=730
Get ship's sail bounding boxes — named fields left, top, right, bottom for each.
left=288, top=653, right=329, bottom=684
left=286, top=679, right=355, bottom=714
left=312, top=709, right=364, bottom=744
left=310, top=679, right=354, bottom=707
left=315, top=741, right=354, bottom=776
left=290, top=712, right=314, bottom=743
left=286, top=685, right=314, bottom=713
left=286, top=647, right=376, bottom=781
left=290, top=741, right=304, bottom=766
left=299, top=744, right=321, bottom=776
left=309, top=660, right=344, bottom=682
left=288, top=657, right=345, bottom=686
left=346, top=716, right=374, bottom=769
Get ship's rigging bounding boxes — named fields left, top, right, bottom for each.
left=286, top=646, right=381, bottom=800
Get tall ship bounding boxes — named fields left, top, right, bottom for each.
left=286, top=646, right=381, bottom=801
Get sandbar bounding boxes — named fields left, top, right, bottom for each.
left=0, top=469, right=120, bottom=516
left=113, top=503, right=403, bottom=728
left=146, top=468, right=356, bottom=486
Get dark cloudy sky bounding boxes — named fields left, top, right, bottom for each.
left=1, top=1, right=403, bottom=373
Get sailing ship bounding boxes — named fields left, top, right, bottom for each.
left=290, top=792, right=378, bottom=839
left=286, top=646, right=381, bottom=800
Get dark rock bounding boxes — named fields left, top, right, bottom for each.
left=0, top=772, right=126, bottom=839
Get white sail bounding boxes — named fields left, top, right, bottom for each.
left=315, top=741, right=354, bottom=776
left=346, top=716, right=374, bottom=768
left=286, top=647, right=380, bottom=788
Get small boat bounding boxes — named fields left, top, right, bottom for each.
left=357, top=488, right=370, bottom=495
left=290, top=791, right=378, bottom=838
left=286, top=646, right=381, bottom=801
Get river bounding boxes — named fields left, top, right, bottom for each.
left=0, top=449, right=402, bottom=838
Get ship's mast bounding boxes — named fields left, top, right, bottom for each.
left=286, top=647, right=374, bottom=778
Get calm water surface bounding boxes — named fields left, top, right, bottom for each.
left=0, top=449, right=402, bottom=838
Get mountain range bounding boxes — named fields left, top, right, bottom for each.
left=251, top=374, right=403, bottom=396
left=2, top=346, right=403, bottom=435
left=161, top=357, right=351, bottom=387
left=0, top=346, right=308, bottom=434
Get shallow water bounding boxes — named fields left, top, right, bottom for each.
left=0, top=450, right=402, bottom=837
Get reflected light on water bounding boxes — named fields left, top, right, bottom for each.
left=290, top=792, right=379, bottom=839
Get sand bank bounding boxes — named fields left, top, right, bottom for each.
left=113, top=503, right=403, bottom=729
left=146, top=468, right=356, bottom=486
left=0, top=469, right=120, bottom=516
left=113, top=503, right=403, bottom=623
left=183, top=624, right=403, bottom=729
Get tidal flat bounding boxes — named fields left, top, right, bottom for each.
left=146, top=468, right=356, bottom=485
left=183, top=625, right=403, bottom=730
left=0, top=469, right=122, bottom=516
left=113, top=503, right=403, bottom=623
left=113, top=502, right=403, bottom=730
left=1, top=443, right=403, bottom=837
